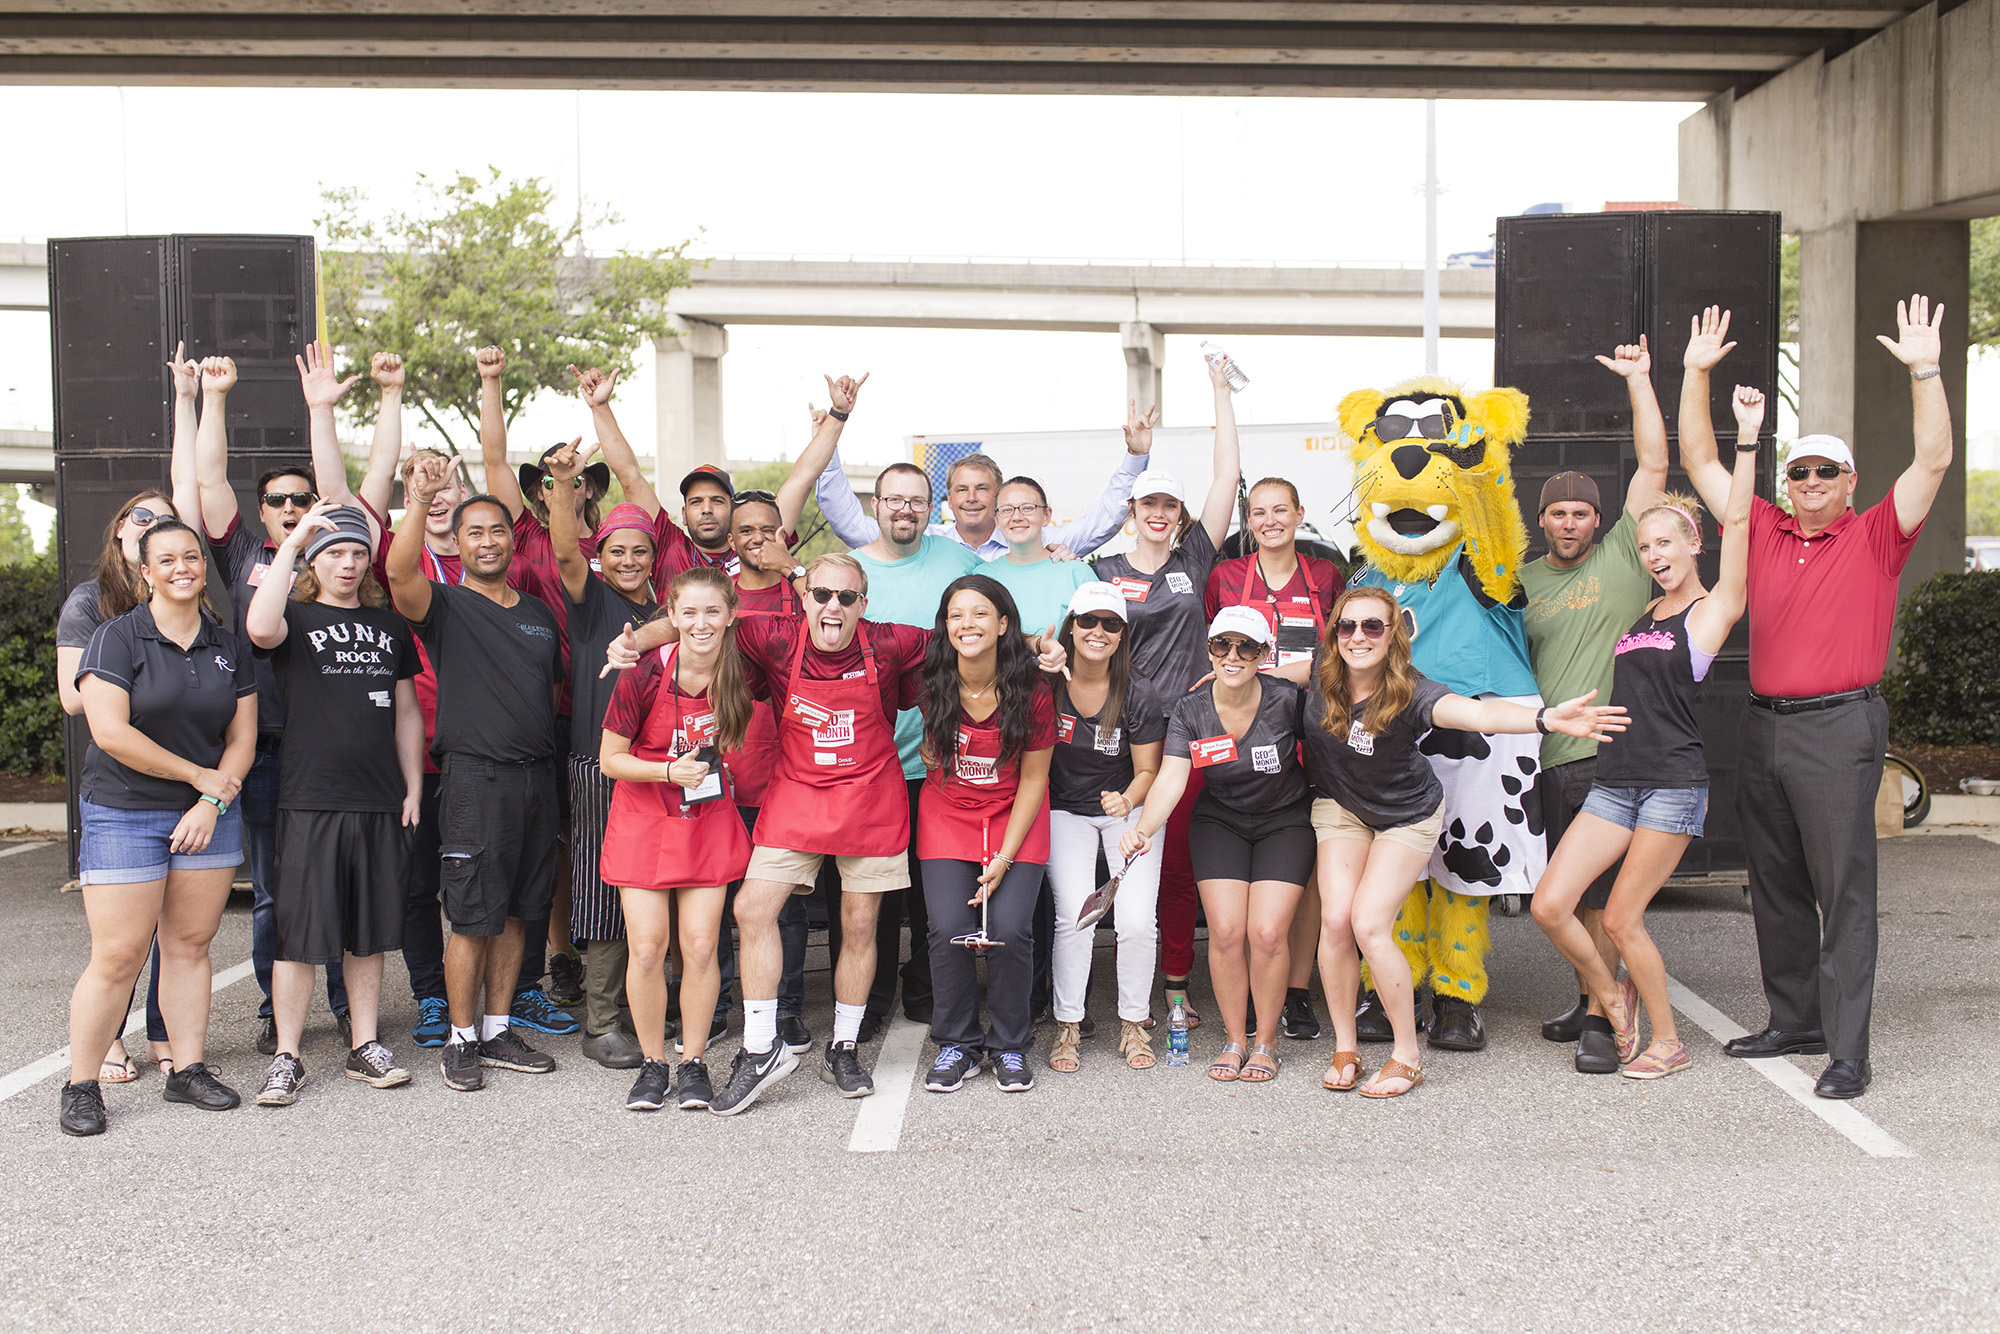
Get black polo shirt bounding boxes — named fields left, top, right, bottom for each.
left=413, top=582, right=563, bottom=764
left=77, top=604, right=257, bottom=810
left=209, top=516, right=289, bottom=736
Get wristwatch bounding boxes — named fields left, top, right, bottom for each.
left=1534, top=708, right=1550, bottom=735
left=786, top=563, right=808, bottom=582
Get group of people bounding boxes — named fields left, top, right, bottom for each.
left=55, top=291, right=1953, bottom=1136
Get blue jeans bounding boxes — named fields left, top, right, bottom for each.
left=1581, top=783, right=1709, bottom=838
left=248, top=744, right=346, bottom=1019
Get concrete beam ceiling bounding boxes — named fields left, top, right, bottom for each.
left=0, top=1, right=1925, bottom=100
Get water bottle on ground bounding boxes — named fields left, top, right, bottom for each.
left=1201, top=340, right=1249, bottom=392
left=1167, top=998, right=1190, bottom=1066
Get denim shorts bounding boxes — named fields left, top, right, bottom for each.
left=1579, top=784, right=1708, bottom=838
left=78, top=798, right=245, bottom=886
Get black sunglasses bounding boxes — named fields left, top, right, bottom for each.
left=541, top=475, right=585, bottom=491
left=1072, top=613, right=1126, bottom=633
left=1206, top=636, right=1264, bottom=661
left=1335, top=617, right=1388, bottom=640
left=1373, top=411, right=1452, bottom=443
left=731, top=489, right=777, bottom=506
left=1786, top=463, right=1846, bottom=482
left=809, top=586, right=861, bottom=607
left=261, top=491, right=317, bottom=508
left=127, top=506, right=167, bottom=526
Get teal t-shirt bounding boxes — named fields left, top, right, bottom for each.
left=984, top=556, right=1096, bottom=642
left=851, top=536, right=982, bottom=778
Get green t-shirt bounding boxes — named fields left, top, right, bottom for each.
left=1519, top=510, right=1654, bottom=768
left=984, top=556, right=1096, bottom=643
left=851, top=535, right=982, bottom=779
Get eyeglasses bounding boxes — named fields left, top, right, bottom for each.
left=1335, top=617, right=1388, bottom=640
left=809, top=586, right=861, bottom=607
left=1072, top=613, right=1126, bottom=633
left=541, top=475, right=585, bottom=491
left=1372, top=411, right=1452, bottom=443
left=995, top=503, right=1045, bottom=519
left=1786, top=463, right=1846, bottom=482
left=731, top=489, right=776, bottom=506
left=261, top=491, right=317, bottom=508
left=1206, top=636, right=1264, bottom=661
left=127, top=506, right=166, bottom=527
left=876, top=496, right=929, bottom=513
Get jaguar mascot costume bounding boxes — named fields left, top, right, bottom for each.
left=1339, top=376, right=1543, bottom=1051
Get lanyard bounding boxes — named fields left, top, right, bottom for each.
left=422, top=544, right=465, bottom=585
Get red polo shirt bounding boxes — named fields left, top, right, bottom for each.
left=1746, top=491, right=1921, bottom=697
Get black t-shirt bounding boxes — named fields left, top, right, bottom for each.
left=77, top=604, right=258, bottom=810
left=1165, top=678, right=1309, bottom=816
left=1595, top=602, right=1709, bottom=789
left=57, top=580, right=107, bottom=649
left=1091, top=524, right=1219, bottom=714
left=413, top=583, right=562, bottom=764
left=209, top=518, right=288, bottom=735
left=1049, top=675, right=1169, bottom=816
left=264, top=600, right=421, bottom=811
left=1302, top=660, right=1452, bottom=829
left=566, top=575, right=656, bottom=758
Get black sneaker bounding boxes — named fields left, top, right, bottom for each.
left=856, top=1012, right=885, bottom=1045
left=335, top=1009, right=352, bottom=1045
left=256, top=1015, right=277, bottom=1056
left=509, top=988, right=580, bottom=1036
left=1354, top=990, right=1394, bottom=1043
left=255, top=1053, right=306, bottom=1107
left=1077, top=1015, right=1097, bottom=1039
left=674, top=1013, right=730, bottom=1056
left=777, top=1015, right=812, bottom=1054
left=820, top=1040, right=874, bottom=1097
left=676, top=1059, right=714, bottom=1110
left=924, top=1044, right=981, bottom=1093
left=163, top=1061, right=241, bottom=1111
left=345, top=1041, right=412, bottom=1088
left=411, top=997, right=450, bottom=1048
left=993, top=1050, right=1035, bottom=1092
left=547, top=952, right=586, bottom=1008
left=479, top=1027, right=556, bottom=1074
left=708, top=1044, right=799, bottom=1116
left=59, top=1079, right=106, bottom=1137
left=625, top=1059, right=672, bottom=1111
left=440, top=1037, right=484, bottom=1091
left=1281, top=989, right=1322, bottom=1040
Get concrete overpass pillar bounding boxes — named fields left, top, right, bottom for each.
left=1798, top=220, right=1969, bottom=601
left=1121, top=322, right=1164, bottom=423
left=655, top=317, right=727, bottom=488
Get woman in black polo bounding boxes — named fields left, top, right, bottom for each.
left=63, top=519, right=258, bottom=1136
left=1120, top=606, right=1314, bottom=1084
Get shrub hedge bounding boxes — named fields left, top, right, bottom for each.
left=1882, top=570, right=2000, bottom=746
left=0, top=557, right=61, bottom=775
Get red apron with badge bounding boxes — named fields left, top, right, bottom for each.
left=917, top=712, right=1051, bottom=865
left=600, top=646, right=751, bottom=891
left=1234, top=556, right=1325, bottom=672
left=756, top=629, right=909, bottom=858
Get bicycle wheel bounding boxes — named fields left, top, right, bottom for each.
left=1883, top=753, right=1930, bottom=828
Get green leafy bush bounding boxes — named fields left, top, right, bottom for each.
left=1882, top=570, right=2000, bottom=745
left=0, top=557, right=62, bottom=775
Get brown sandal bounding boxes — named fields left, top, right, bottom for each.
left=1322, top=1050, right=1363, bottom=1091
left=1048, top=1021, right=1081, bottom=1073
left=1119, top=1020, right=1155, bottom=1069
left=1358, top=1057, right=1424, bottom=1098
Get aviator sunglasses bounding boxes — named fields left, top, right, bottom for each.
left=1336, top=617, right=1389, bottom=640
left=1372, top=409, right=1454, bottom=443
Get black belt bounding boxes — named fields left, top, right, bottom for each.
left=1747, top=685, right=1877, bottom=715
left=255, top=734, right=284, bottom=754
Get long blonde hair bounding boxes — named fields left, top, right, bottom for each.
left=1315, top=587, right=1419, bottom=738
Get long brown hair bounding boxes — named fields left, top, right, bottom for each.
left=1056, top=609, right=1133, bottom=744
left=1315, top=587, right=1419, bottom=738
left=93, top=491, right=175, bottom=620
left=666, top=567, right=750, bottom=752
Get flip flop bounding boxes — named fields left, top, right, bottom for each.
left=1322, top=1050, right=1363, bottom=1092
left=1358, top=1057, right=1424, bottom=1098
left=99, top=1052, right=140, bottom=1084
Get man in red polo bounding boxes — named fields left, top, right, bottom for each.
left=1678, top=297, right=1952, bottom=1100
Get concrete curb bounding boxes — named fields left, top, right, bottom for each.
left=0, top=803, right=64, bottom=834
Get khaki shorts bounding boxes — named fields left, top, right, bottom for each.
left=745, top=845, right=909, bottom=894
left=1311, top=797, right=1445, bottom=857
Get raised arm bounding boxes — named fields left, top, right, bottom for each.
left=387, top=454, right=450, bottom=625
left=1597, top=337, right=1667, bottom=519
left=246, top=501, right=338, bottom=649
left=777, top=374, right=865, bottom=534
left=194, top=356, right=241, bottom=539
left=543, top=435, right=596, bottom=604
left=813, top=447, right=880, bottom=548
left=168, top=341, right=201, bottom=527
left=1677, top=306, right=1736, bottom=518
left=1876, top=294, right=1953, bottom=536
left=295, top=341, right=372, bottom=545
left=357, top=352, right=406, bottom=518
left=1046, top=430, right=1149, bottom=558
left=569, top=364, right=662, bottom=518
left=1199, top=366, right=1243, bottom=547
left=1692, top=387, right=1765, bottom=651
left=476, top=346, right=523, bottom=520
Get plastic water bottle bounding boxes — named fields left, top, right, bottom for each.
left=1201, top=340, right=1249, bottom=392
left=1167, top=1000, right=1190, bottom=1066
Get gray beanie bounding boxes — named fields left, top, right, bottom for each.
left=303, top=505, right=374, bottom=563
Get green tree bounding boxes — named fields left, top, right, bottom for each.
left=318, top=170, right=697, bottom=452
left=726, top=461, right=848, bottom=562
left=1969, top=470, right=2000, bottom=537
left=0, top=485, right=44, bottom=563
left=1972, top=216, right=1999, bottom=349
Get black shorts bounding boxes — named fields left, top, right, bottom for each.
left=1538, top=757, right=1621, bottom=911
left=439, top=755, right=561, bottom=936
left=275, top=809, right=412, bottom=963
left=1188, top=795, right=1316, bottom=887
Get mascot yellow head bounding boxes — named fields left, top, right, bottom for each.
left=1337, top=376, right=1531, bottom=603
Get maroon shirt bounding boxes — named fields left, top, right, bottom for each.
left=1746, top=491, right=1921, bottom=697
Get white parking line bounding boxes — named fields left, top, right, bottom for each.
left=1665, top=975, right=1913, bottom=1159
left=848, top=1015, right=928, bottom=1152
left=0, top=958, right=255, bottom=1103
left=0, top=839, right=57, bottom=861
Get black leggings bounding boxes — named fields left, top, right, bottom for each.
left=922, top=858, right=1044, bottom=1055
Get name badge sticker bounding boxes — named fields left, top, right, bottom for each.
left=1164, top=571, right=1194, bottom=595
left=1250, top=743, right=1281, bottom=773
left=787, top=695, right=835, bottom=729
left=1111, top=577, right=1150, bottom=603
left=1057, top=714, right=1077, bottom=744
left=1190, top=735, right=1239, bottom=768
left=1093, top=725, right=1122, bottom=756
left=1346, top=721, right=1375, bottom=756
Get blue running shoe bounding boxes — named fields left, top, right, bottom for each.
left=994, top=1050, right=1034, bottom=1092
left=510, top=988, right=581, bottom=1035
left=924, top=1044, right=981, bottom=1093
left=412, top=997, right=450, bottom=1048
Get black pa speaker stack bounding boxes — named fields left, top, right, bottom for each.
left=1494, top=209, right=1781, bottom=876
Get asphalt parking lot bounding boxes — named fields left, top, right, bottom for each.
left=2, top=832, right=1996, bottom=1331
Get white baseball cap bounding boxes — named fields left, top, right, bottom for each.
left=1789, top=434, right=1855, bottom=471
left=1130, top=468, right=1187, bottom=505
left=1067, top=581, right=1127, bottom=621
left=1207, top=604, right=1274, bottom=646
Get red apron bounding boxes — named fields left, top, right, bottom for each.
left=723, top=580, right=797, bottom=807
left=917, top=712, right=1051, bottom=865
left=755, top=628, right=909, bottom=858
left=599, top=646, right=751, bottom=891
left=1234, top=555, right=1326, bottom=672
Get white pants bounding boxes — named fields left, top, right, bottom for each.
left=1047, top=808, right=1164, bottom=1023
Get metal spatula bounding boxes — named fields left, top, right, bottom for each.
left=1076, top=852, right=1139, bottom=929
